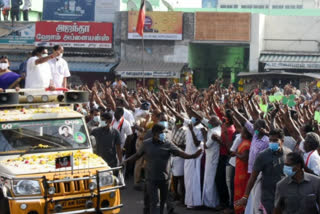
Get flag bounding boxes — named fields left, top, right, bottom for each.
left=136, top=0, right=145, bottom=37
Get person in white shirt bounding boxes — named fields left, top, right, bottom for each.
left=111, top=107, right=133, bottom=148
left=22, top=0, right=31, bottom=21
left=25, top=46, right=60, bottom=91
left=201, top=116, right=222, bottom=208
left=48, top=45, right=70, bottom=89
left=303, top=132, right=320, bottom=176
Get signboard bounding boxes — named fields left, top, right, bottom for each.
left=116, top=70, right=180, bottom=78
left=0, top=23, right=35, bottom=45
left=128, top=11, right=183, bottom=40
left=43, top=0, right=95, bottom=21
left=35, top=21, right=113, bottom=48
left=42, top=0, right=118, bottom=22
left=195, top=12, right=251, bottom=41
left=265, top=62, right=320, bottom=70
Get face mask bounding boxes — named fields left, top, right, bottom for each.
left=159, top=133, right=166, bottom=142
left=158, top=121, right=168, bottom=129
left=283, top=165, right=296, bottom=177
left=269, top=142, right=280, bottom=152
left=208, top=124, right=214, bottom=129
left=56, top=53, right=63, bottom=59
left=254, top=130, right=259, bottom=135
left=191, top=117, right=197, bottom=125
left=41, top=54, right=48, bottom=58
left=0, top=63, right=8, bottom=70
left=93, top=116, right=101, bottom=123
left=100, top=121, right=107, bottom=127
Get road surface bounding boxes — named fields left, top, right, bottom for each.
left=120, top=177, right=222, bottom=214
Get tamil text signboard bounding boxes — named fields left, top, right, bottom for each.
left=195, top=12, right=251, bottom=41
left=265, top=62, right=320, bottom=70
left=116, top=70, right=180, bottom=78
left=128, top=11, right=183, bottom=40
left=35, top=21, right=113, bottom=48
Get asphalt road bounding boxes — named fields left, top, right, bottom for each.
left=120, top=177, right=222, bottom=214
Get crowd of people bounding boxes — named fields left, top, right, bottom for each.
left=76, top=79, right=320, bottom=214
left=1, top=44, right=320, bottom=214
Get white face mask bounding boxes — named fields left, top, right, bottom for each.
left=93, top=116, right=101, bottom=123
left=0, top=63, right=9, bottom=70
left=42, top=54, right=48, bottom=58
left=56, top=53, right=63, bottom=59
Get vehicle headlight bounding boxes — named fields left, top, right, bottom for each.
left=99, top=172, right=114, bottom=187
left=13, top=180, right=41, bottom=195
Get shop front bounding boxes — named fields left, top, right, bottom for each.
left=115, top=61, right=186, bottom=90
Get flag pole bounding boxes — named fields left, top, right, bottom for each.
left=142, top=35, right=145, bottom=87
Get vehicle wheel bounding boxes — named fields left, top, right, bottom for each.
left=0, top=191, right=10, bottom=214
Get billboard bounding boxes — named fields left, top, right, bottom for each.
left=0, top=23, right=35, bottom=45
left=42, top=0, right=95, bottom=21
left=35, top=21, right=113, bottom=48
left=42, top=0, right=118, bottom=22
left=195, top=12, right=251, bottom=41
left=128, top=11, right=183, bottom=40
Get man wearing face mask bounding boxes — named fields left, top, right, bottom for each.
left=111, top=107, right=132, bottom=149
left=87, top=108, right=101, bottom=133
left=91, top=112, right=122, bottom=168
left=0, top=56, right=21, bottom=92
left=302, top=132, right=320, bottom=176
left=25, top=46, right=59, bottom=91
left=191, top=109, right=222, bottom=208
left=48, top=45, right=70, bottom=90
left=123, top=124, right=203, bottom=214
left=274, top=152, right=320, bottom=214
left=235, top=129, right=291, bottom=214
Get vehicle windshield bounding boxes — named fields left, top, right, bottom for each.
left=0, top=118, right=90, bottom=155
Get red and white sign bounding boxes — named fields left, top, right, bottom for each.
left=35, top=21, right=113, bottom=48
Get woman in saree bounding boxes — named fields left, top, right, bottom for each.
left=0, top=56, right=21, bottom=92
left=234, top=126, right=252, bottom=214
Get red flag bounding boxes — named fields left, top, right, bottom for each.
left=136, top=0, right=145, bottom=37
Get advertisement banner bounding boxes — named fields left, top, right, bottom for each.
left=35, top=21, right=113, bottom=48
left=128, top=11, right=183, bottom=40
left=0, top=23, right=35, bottom=45
left=42, top=0, right=95, bottom=21
left=265, top=62, right=320, bottom=70
left=116, top=70, right=180, bottom=78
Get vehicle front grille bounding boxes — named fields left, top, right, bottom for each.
left=49, top=175, right=91, bottom=195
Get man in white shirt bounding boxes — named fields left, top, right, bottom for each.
left=303, top=132, right=320, bottom=176
left=112, top=107, right=133, bottom=148
left=48, top=45, right=70, bottom=89
left=25, top=46, right=60, bottom=91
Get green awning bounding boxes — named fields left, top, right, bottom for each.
left=260, top=53, right=320, bottom=70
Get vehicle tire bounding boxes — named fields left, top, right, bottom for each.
left=0, top=190, right=10, bottom=214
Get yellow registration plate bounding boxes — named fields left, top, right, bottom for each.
left=62, top=199, right=87, bottom=208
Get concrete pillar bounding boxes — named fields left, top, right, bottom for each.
left=249, top=13, right=265, bottom=72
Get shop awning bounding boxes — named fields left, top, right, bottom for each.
left=260, top=53, right=320, bottom=70
left=68, top=62, right=117, bottom=73
left=238, top=71, right=320, bottom=79
left=115, top=61, right=185, bottom=78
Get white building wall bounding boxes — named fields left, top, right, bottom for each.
left=264, top=16, right=320, bottom=52
left=249, top=13, right=265, bottom=72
